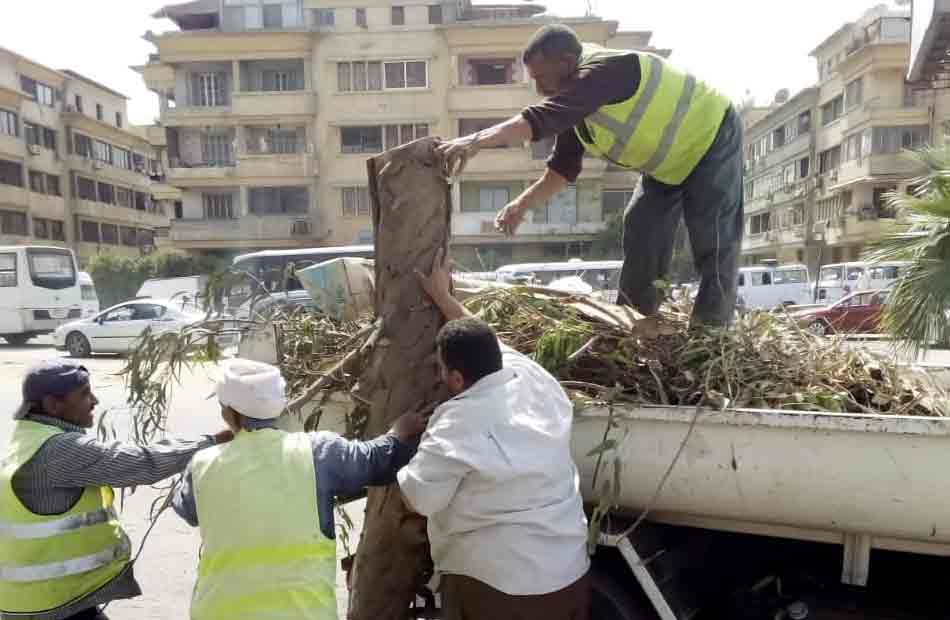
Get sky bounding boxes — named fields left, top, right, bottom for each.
left=0, top=0, right=908, bottom=126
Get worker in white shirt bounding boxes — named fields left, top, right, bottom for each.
left=398, top=249, right=591, bottom=620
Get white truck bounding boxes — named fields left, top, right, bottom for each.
left=571, top=401, right=950, bottom=619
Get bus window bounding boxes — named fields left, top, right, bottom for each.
left=775, top=269, right=807, bottom=284
left=0, top=253, right=16, bottom=287
left=738, top=274, right=745, bottom=287
left=846, top=266, right=864, bottom=281
left=819, top=266, right=843, bottom=282
left=27, top=248, right=76, bottom=290
left=750, top=272, right=771, bottom=286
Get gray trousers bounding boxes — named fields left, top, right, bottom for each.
left=619, top=105, right=745, bottom=326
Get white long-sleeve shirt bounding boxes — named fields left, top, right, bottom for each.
left=397, top=344, right=590, bottom=596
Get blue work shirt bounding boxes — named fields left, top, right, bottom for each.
left=172, top=422, right=412, bottom=539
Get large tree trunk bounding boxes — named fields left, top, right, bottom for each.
left=347, top=138, right=451, bottom=619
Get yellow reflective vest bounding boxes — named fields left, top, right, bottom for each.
left=0, top=421, right=130, bottom=614
left=189, top=428, right=337, bottom=620
left=576, top=44, right=731, bottom=186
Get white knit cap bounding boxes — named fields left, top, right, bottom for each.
left=216, top=359, right=287, bottom=420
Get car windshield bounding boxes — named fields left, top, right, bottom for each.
left=27, top=249, right=76, bottom=290
left=819, top=266, right=844, bottom=282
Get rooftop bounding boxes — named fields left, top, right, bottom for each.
left=60, top=69, right=129, bottom=100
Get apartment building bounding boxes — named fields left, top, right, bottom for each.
left=0, top=48, right=169, bottom=265
left=138, top=0, right=665, bottom=269
left=742, top=5, right=948, bottom=271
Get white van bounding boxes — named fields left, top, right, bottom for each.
left=136, top=275, right=208, bottom=312
left=0, top=246, right=82, bottom=345
left=815, top=261, right=910, bottom=303
left=495, top=260, right=623, bottom=301
left=736, top=263, right=812, bottom=310
left=78, top=272, right=100, bottom=318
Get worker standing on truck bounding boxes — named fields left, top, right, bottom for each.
left=171, top=358, right=427, bottom=620
left=438, top=24, right=743, bottom=326
left=398, top=249, right=591, bottom=620
left=0, top=360, right=232, bottom=620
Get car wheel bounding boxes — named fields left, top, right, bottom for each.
left=66, top=332, right=91, bottom=358
left=807, top=320, right=830, bottom=336
left=4, top=334, right=31, bottom=346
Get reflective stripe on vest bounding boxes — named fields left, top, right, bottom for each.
left=0, top=421, right=130, bottom=614
left=576, top=44, right=731, bottom=185
left=190, top=429, right=337, bottom=620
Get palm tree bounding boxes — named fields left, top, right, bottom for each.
left=865, top=144, right=950, bottom=354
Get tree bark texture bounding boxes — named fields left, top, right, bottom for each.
left=347, top=138, right=452, bottom=620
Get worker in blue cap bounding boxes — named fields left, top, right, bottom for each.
left=0, top=360, right=232, bottom=620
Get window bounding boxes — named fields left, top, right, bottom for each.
left=25, top=123, right=56, bottom=151
left=191, top=72, right=228, bottom=107
left=872, top=126, right=930, bottom=153
left=845, top=78, right=863, bottom=109
left=21, top=77, right=54, bottom=107
left=34, top=218, right=65, bottom=241
left=771, top=126, right=786, bottom=150
left=341, top=187, right=371, bottom=217
left=464, top=58, right=518, bottom=86
left=263, top=3, right=283, bottom=28
left=818, top=145, right=841, bottom=173
left=73, top=133, right=93, bottom=158
left=384, top=61, right=427, bottom=89
left=798, top=156, right=810, bottom=179
left=201, top=133, right=233, bottom=165
left=478, top=187, right=510, bottom=213
left=0, top=160, right=23, bottom=187
left=135, top=192, right=150, bottom=211
left=315, top=8, right=335, bottom=26
left=844, top=132, right=862, bottom=162
left=93, top=140, right=112, bottom=164
left=748, top=213, right=771, bottom=235
left=46, top=174, right=61, bottom=196
left=115, top=112, right=123, bottom=128
left=98, top=182, right=115, bottom=205
left=337, top=61, right=383, bottom=92
left=76, top=176, right=97, bottom=201
left=116, top=187, right=132, bottom=208
left=821, top=95, right=844, bottom=125
left=262, top=70, right=299, bottom=92
left=28, top=171, right=45, bottom=194
left=1, top=211, right=27, bottom=236
left=103, top=306, right=134, bottom=322
left=459, top=119, right=507, bottom=147
left=203, top=193, right=234, bottom=219
left=392, top=6, right=405, bottom=25
left=249, top=186, right=309, bottom=215
left=0, top=253, right=16, bottom=287
left=80, top=221, right=100, bottom=243
left=0, top=109, right=17, bottom=137
left=121, top=226, right=138, bottom=247
left=96, top=104, right=103, bottom=121
left=428, top=4, right=442, bottom=24
left=798, top=110, right=811, bottom=134
left=602, top=189, right=634, bottom=220
left=114, top=148, right=132, bottom=171
left=382, top=124, right=428, bottom=149
left=356, top=8, right=367, bottom=27
left=341, top=126, right=383, bottom=154
left=42, top=127, right=55, bottom=150
left=74, top=95, right=83, bottom=113
left=534, top=185, right=578, bottom=225
left=24, top=123, right=39, bottom=147
left=101, top=224, right=118, bottom=245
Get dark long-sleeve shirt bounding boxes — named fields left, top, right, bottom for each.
left=521, top=51, right=641, bottom=183
left=172, top=428, right=413, bottom=539
left=5, top=413, right=215, bottom=620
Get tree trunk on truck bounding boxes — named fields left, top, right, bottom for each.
left=346, top=138, right=452, bottom=619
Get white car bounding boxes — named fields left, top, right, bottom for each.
left=53, top=299, right=203, bottom=357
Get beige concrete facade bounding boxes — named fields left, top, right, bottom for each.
left=140, top=0, right=661, bottom=268
left=0, top=47, right=170, bottom=266
left=742, top=5, right=946, bottom=272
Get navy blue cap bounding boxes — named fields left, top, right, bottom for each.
left=22, top=360, right=90, bottom=403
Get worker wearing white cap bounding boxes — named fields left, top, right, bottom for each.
left=172, top=358, right=427, bottom=620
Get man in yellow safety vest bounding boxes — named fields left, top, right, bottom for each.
left=0, top=360, right=232, bottom=620
left=438, top=24, right=744, bottom=326
left=171, top=358, right=427, bottom=620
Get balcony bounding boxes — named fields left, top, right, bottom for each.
left=742, top=232, right=775, bottom=251
left=0, top=134, right=24, bottom=158
left=28, top=194, right=67, bottom=220
left=0, top=183, right=28, bottom=207
left=166, top=163, right=237, bottom=185
left=846, top=99, right=931, bottom=131
left=73, top=199, right=169, bottom=227
left=834, top=153, right=925, bottom=187
left=237, top=153, right=313, bottom=179
left=460, top=148, right=547, bottom=178
left=232, top=91, right=317, bottom=119
left=449, top=84, right=538, bottom=113
left=163, top=104, right=232, bottom=126
left=170, top=215, right=320, bottom=247
left=453, top=211, right=605, bottom=239
left=67, top=155, right=152, bottom=189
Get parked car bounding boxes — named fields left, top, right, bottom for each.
left=53, top=299, right=204, bottom=357
left=136, top=275, right=208, bottom=313
left=793, top=289, right=889, bottom=336
left=815, top=261, right=910, bottom=303
left=736, top=263, right=812, bottom=310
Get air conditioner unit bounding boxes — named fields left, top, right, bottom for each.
left=291, top=220, right=311, bottom=236
left=27, top=144, right=41, bottom=156
left=92, top=161, right=104, bottom=170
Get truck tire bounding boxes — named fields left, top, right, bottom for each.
left=591, top=567, right=658, bottom=620
left=4, top=334, right=31, bottom=346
